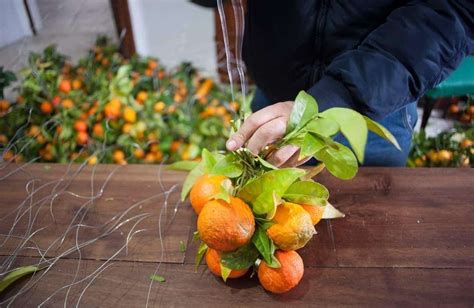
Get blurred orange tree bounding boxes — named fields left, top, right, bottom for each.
left=0, top=37, right=245, bottom=164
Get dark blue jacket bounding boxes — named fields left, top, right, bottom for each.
left=242, top=0, right=474, bottom=120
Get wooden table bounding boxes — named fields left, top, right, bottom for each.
left=0, top=164, right=473, bottom=306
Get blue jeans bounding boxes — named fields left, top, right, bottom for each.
left=252, top=89, right=417, bottom=166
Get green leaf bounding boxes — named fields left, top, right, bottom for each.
left=0, top=265, right=40, bottom=293
left=252, top=191, right=282, bottom=218
left=210, top=180, right=232, bottom=203
left=179, top=240, right=187, bottom=253
left=320, top=108, right=368, bottom=162
left=167, top=160, right=199, bottom=171
left=220, top=243, right=259, bottom=270
left=195, top=241, right=208, bottom=272
left=252, top=227, right=280, bottom=268
left=181, top=162, right=205, bottom=201
left=283, top=180, right=329, bottom=206
left=149, top=275, right=166, bottom=283
left=237, top=168, right=305, bottom=203
left=314, top=143, right=358, bottom=180
left=211, top=154, right=243, bottom=178
left=255, top=217, right=275, bottom=230
left=306, top=117, right=340, bottom=137
left=256, top=156, right=278, bottom=170
left=286, top=91, right=319, bottom=134
left=201, top=149, right=218, bottom=172
left=192, top=231, right=200, bottom=241
left=363, top=116, right=401, bottom=151
left=288, top=133, right=326, bottom=159
left=220, top=263, right=232, bottom=282
left=285, top=180, right=329, bottom=200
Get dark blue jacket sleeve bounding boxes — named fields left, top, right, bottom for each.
left=308, top=0, right=474, bottom=120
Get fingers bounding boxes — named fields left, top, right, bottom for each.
left=226, top=102, right=292, bottom=151
left=246, top=117, right=287, bottom=154
left=267, top=145, right=311, bottom=167
left=267, top=145, right=299, bottom=167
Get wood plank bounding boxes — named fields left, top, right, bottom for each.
left=1, top=257, right=472, bottom=307
left=0, top=164, right=192, bottom=263
left=1, top=164, right=474, bottom=269
left=305, top=168, right=474, bottom=268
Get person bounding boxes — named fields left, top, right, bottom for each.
left=222, top=0, right=473, bottom=167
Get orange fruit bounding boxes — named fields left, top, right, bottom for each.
left=76, top=132, right=88, bottom=145
left=438, top=150, right=452, bottom=162
left=448, top=104, right=460, bottom=114
left=460, top=139, right=473, bottom=148
left=205, top=248, right=248, bottom=279
left=154, top=101, right=166, bottom=112
left=51, top=96, right=61, bottom=107
left=144, top=68, right=153, bottom=77
left=72, top=79, right=82, bottom=90
left=61, top=98, right=74, bottom=109
left=154, top=151, right=163, bottom=162
left=122, top=123, right=132, bottom=134
left=144, top=153, right=155, bottom=163
left=92, top=123, right=104, bottom=137
left=197, top=197, right=255, bottom=252
left=258, top=250, right=304, bottom=294
left=27, top=125, right=41, bottom=137
left=229, top=101, right=239, bottom=112
left=134, top=148, right=145, bottom=159
left=123, top=106, right=137, bottom=123
left=170, top=140, right=181, bottom=152
left=216, top=106, right=227, bottom=116
left=136, top=91, right=148, bottom=104
left=40, top=101, right=53, bottom=114
left=468, top=106, right=474, bottom=116
left=59, top=80, right=71, bottom=93
left=267, top=202, right=316, bottom=251
left=148, top=59, right=158, bottom=70
left=88, top=156, right=98, bottom=165
left=0, top=100, right=10, bottom=111
left=190, top=174, right=227, bottom=214
left=2, top=150, right=14, bottom=161
left=74, top=120, right=87, bottom=132
left=158, top=70, right=165, bottom=79
left=301, top=204, right=325, bottom=225
left=0, top=134, right=8, bottom=144
left=104, top=100, right=121, bottom=119
left=112, top=150, right=125, bottom=163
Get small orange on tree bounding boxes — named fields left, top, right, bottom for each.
left=197, top=197, right=255, bottom=252
left=190, top=174, right=227, bottom=214
left=205, top=248, right=249, bottom=279
left=258, top=250, right=304, bottom=294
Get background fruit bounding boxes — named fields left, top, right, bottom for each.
left=267, top=202, right=316, bottom=251
left=258, top=250, right=304, bottom=294
left=205, top=248, right=248, bottom=279
left=190, top=174, right=227, bottom=214
left=198, top=197, right=255, bottom=252
left=301, top=204, right=325, bottom=225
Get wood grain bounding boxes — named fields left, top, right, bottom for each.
left=1, top=164, right=473, bottom=306
left=1, top=257, right=472, bottom=307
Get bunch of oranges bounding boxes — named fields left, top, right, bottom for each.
left=187, top=170, right=327, bottom=294
left=0, top=36, right=240, bottom=165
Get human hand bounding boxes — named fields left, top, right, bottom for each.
left=226, top=101, right=309, bottom=167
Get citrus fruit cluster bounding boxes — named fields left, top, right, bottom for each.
left=409, top=123, right=473, bottom=167
left=173, top=91, right=400, bottom=293
left=0, top=36, right=241, bottom=164
left=188, top=170, right=318, bottom=293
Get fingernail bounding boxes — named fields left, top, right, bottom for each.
left=226, top=139, right=237, bottom=150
